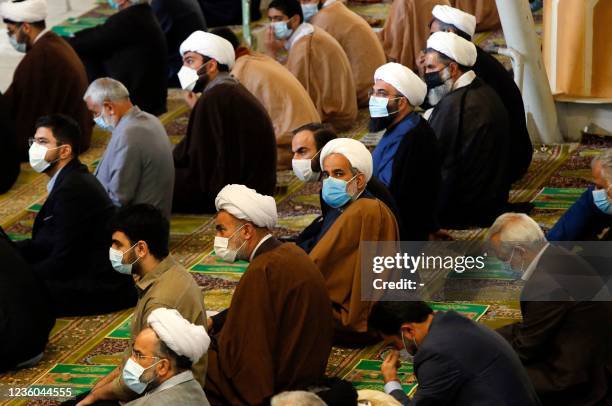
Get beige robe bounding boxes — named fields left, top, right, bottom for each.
left=450, top=0, right=501, bottom=32
left=309, top=197, right=399, bottom=342
left=543, top=0, right=612, bottom=98
left=311, top=1, right=387, bottom=107
left=286, top=26, right=358, bottom=131
left=232, top=50, right=320, bottom=170
left=379, top=0, right=450, bottom=71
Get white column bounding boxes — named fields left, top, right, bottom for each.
left=242, top=0, right=252, bottom=48
left=495, top=0, right=563, bottom=144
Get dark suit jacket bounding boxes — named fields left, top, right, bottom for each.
left=392, top=311, right=541, bottom=406
left=68, top=4, right=168, bottom=116
left=0, top=236, right=54, bottom=372
left=387, top=116, right=440, bottom=241
left=16, top=159, right=136, bottom=317
left=497, top=245, right=612, bottom=406
left=0, top=91, right=19, bottom=193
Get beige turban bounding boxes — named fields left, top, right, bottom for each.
left=427, top=31, right=477, bottom=67
left=432, top=5, right=477, bottom=39
left=180, top=31, right=235, bottom=69
left=0, top=0, right=47, bottom=23
left=215, top=184, right=278, bottom=229
left=374, top=63, right=427, bottom=107
left=320, top=138, right=373, bottom=182
left=147, top=308, right=210, bottom=364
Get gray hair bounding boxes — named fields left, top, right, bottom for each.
left=83, top=77, right=130, bottom=106
left=592, top=149, right=612, bottom=185
left=271, top=391, right=326, bottom=406
left=487, top=213, right=546, bottom=257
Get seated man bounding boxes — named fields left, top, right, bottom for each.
left=151, top=0, right=207, bottom=87
left=0, top=0, right=92, bottom=160
left=265, top=0, right=357, bottom=131
left=425, top=32, right=511, bottom=228
left=16, top=115, right=135, bottom=317
left=370, top=63, right=441, bottom=241
left=211, top=27, right=320, bottom=170
left=206, top=185, right=333, bottom=405
left=123, top=308, right=211, bottom=406
left=369, top=301, right=540, bottom=405
left=488, top=213, right=612, bottom=405
left=72, top=205, right=207, bottom=405
left=291, top=122, right=399, bottom=243
left=304, top=138, right=399, bottom=345
left=378, top=0, right=449, bottom=70
left=300, top=0, right=386, bottom=107
left=428, top=5, right=532, bottom=185
left=173, top=31, right=276, bottom=213
left=548, top=150, right=612, bottom=241
left=0, top=91, right=20, bottom=193
left=0, top=235, right=54, bottom=372
left=68, top=0, right=168, bottom=115
left=84, top=78, right=174, bottom=218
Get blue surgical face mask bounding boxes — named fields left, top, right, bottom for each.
left=301, top=3, right=319, bottom=22
left=9, top=33, right=26, bottom=53
left=94, top=113, right=114, bottom=132
left=108, top=0, right=120, bottom=10
left=369, top=96, right=390, bottom=118
left=592, top=188, right=612, bottom=215
left=122, top=358, right=159, bottom=395
left=272, top=21, right=293, bottom=40
left=322, top=174, right=358, bottom=208
left=109, top=243, right=140, bottom=275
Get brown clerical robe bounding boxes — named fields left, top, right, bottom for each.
left=450, top=0, right=501, bottom=32
left=5, top=31, right=92, bottom=161
left=205, top=239, right=334, bottom=406
left=232, top=50, right=320, bottom=170
left=311, top=1, right=386, bottom=107
left=286, top=25, right=357, bottom=131
left=172, top=73, right=277, bottom=213
left=379, top=0, right=450, bottom=71
left=309, top=197, right=399, bottom=342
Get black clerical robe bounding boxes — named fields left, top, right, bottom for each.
left=172, top=74, right=277, bottom=213
left=198, top=0, right=261, bottom=27
left=5, top=31, right=92, bottom=161
left=0, top=92, right=19, bottom=194
left=474, top=46, right=532, bottom=184
left=68, top=4, right=168, bottom=116
left=429, top=77, right=510, bottom=229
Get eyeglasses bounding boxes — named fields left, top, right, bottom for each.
left=131, top=350, right=160, bottom=362
left=28, top=138, right=51, bottom=147
left=368, top=89, right=403, bottom=99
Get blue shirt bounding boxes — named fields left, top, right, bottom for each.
left=372, top=112, right=420, bottom=187
left=46, top=168, right=63, bottom=193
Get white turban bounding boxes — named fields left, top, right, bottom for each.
left=180, top=31, right=235, bottom=69
left=215, top=184, right=277, bottom=229
left=319, top=138, right=373, bottom=182
left=147, top=308, right=210, bottom=364
left=0, top=0, right=47, bottom=23
left=432, top=5, right=476, bottom=39
left=374, top=63, right=427, bottom=107
left=427, top=31, right=477, bottom=67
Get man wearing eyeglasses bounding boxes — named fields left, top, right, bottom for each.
left=16, top=114, right=136, bottom=317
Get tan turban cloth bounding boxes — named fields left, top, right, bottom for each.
left=319, top=138, right=373, bottom=182
left=374, top=62, right=427, bottom=107
left=0, top=0, right=47, bottom=23
left=215, top=184, right=278, bottom=229
left=427, top=31, right=477, bottom=67
left=432, top=5, right=477, bottom=39
left=180, top=31, right=235, bottom=69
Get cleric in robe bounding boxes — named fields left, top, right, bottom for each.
left=0, top=0, right=92, bottom=161
left=173, top=31, right=277, bottom=213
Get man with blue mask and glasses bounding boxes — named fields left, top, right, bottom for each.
left=548, top=150, right=612, bottom=242
left=65, top=204, right=208, bottom=406
left=302, top=138, right=399, bottom=346
left=299, top=0, right=386, bottom=108
left=73, top=308, right=211, bottom=406
left=369, top=62, right=446, bottom=242
left=206, top=184, right=333, bottom=405
left=0, top=0, right=92, bottom=161
left=67, top=0, right=168, bottom=116
left=265, top=0, right=357, bottom=131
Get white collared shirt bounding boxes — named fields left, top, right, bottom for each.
left=46, top=167, right=63, bottom=193
left=522, top=243, right=550, bottom=281
left=452, top=70, right=476, bottom=91
left=285, top=23, right=315, bottom=51
left=249, top=234, right=273, bottom=262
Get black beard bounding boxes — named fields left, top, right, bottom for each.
left=192, top=74, right=210, bottom=93
left=369, top=115, right=396, bottom=132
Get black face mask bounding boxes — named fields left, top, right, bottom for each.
left=424, top=68, right=447, bottom=90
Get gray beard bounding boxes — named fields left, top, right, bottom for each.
left=427, top=79, right=455, bottom=107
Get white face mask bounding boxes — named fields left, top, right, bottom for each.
left=178, top=66, right=200, bottom=91
left=214, top=224, right=247, bottom=263
left=292, top=158, right=320, bottom=182
left=29, top=142, right=60, bottom=173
